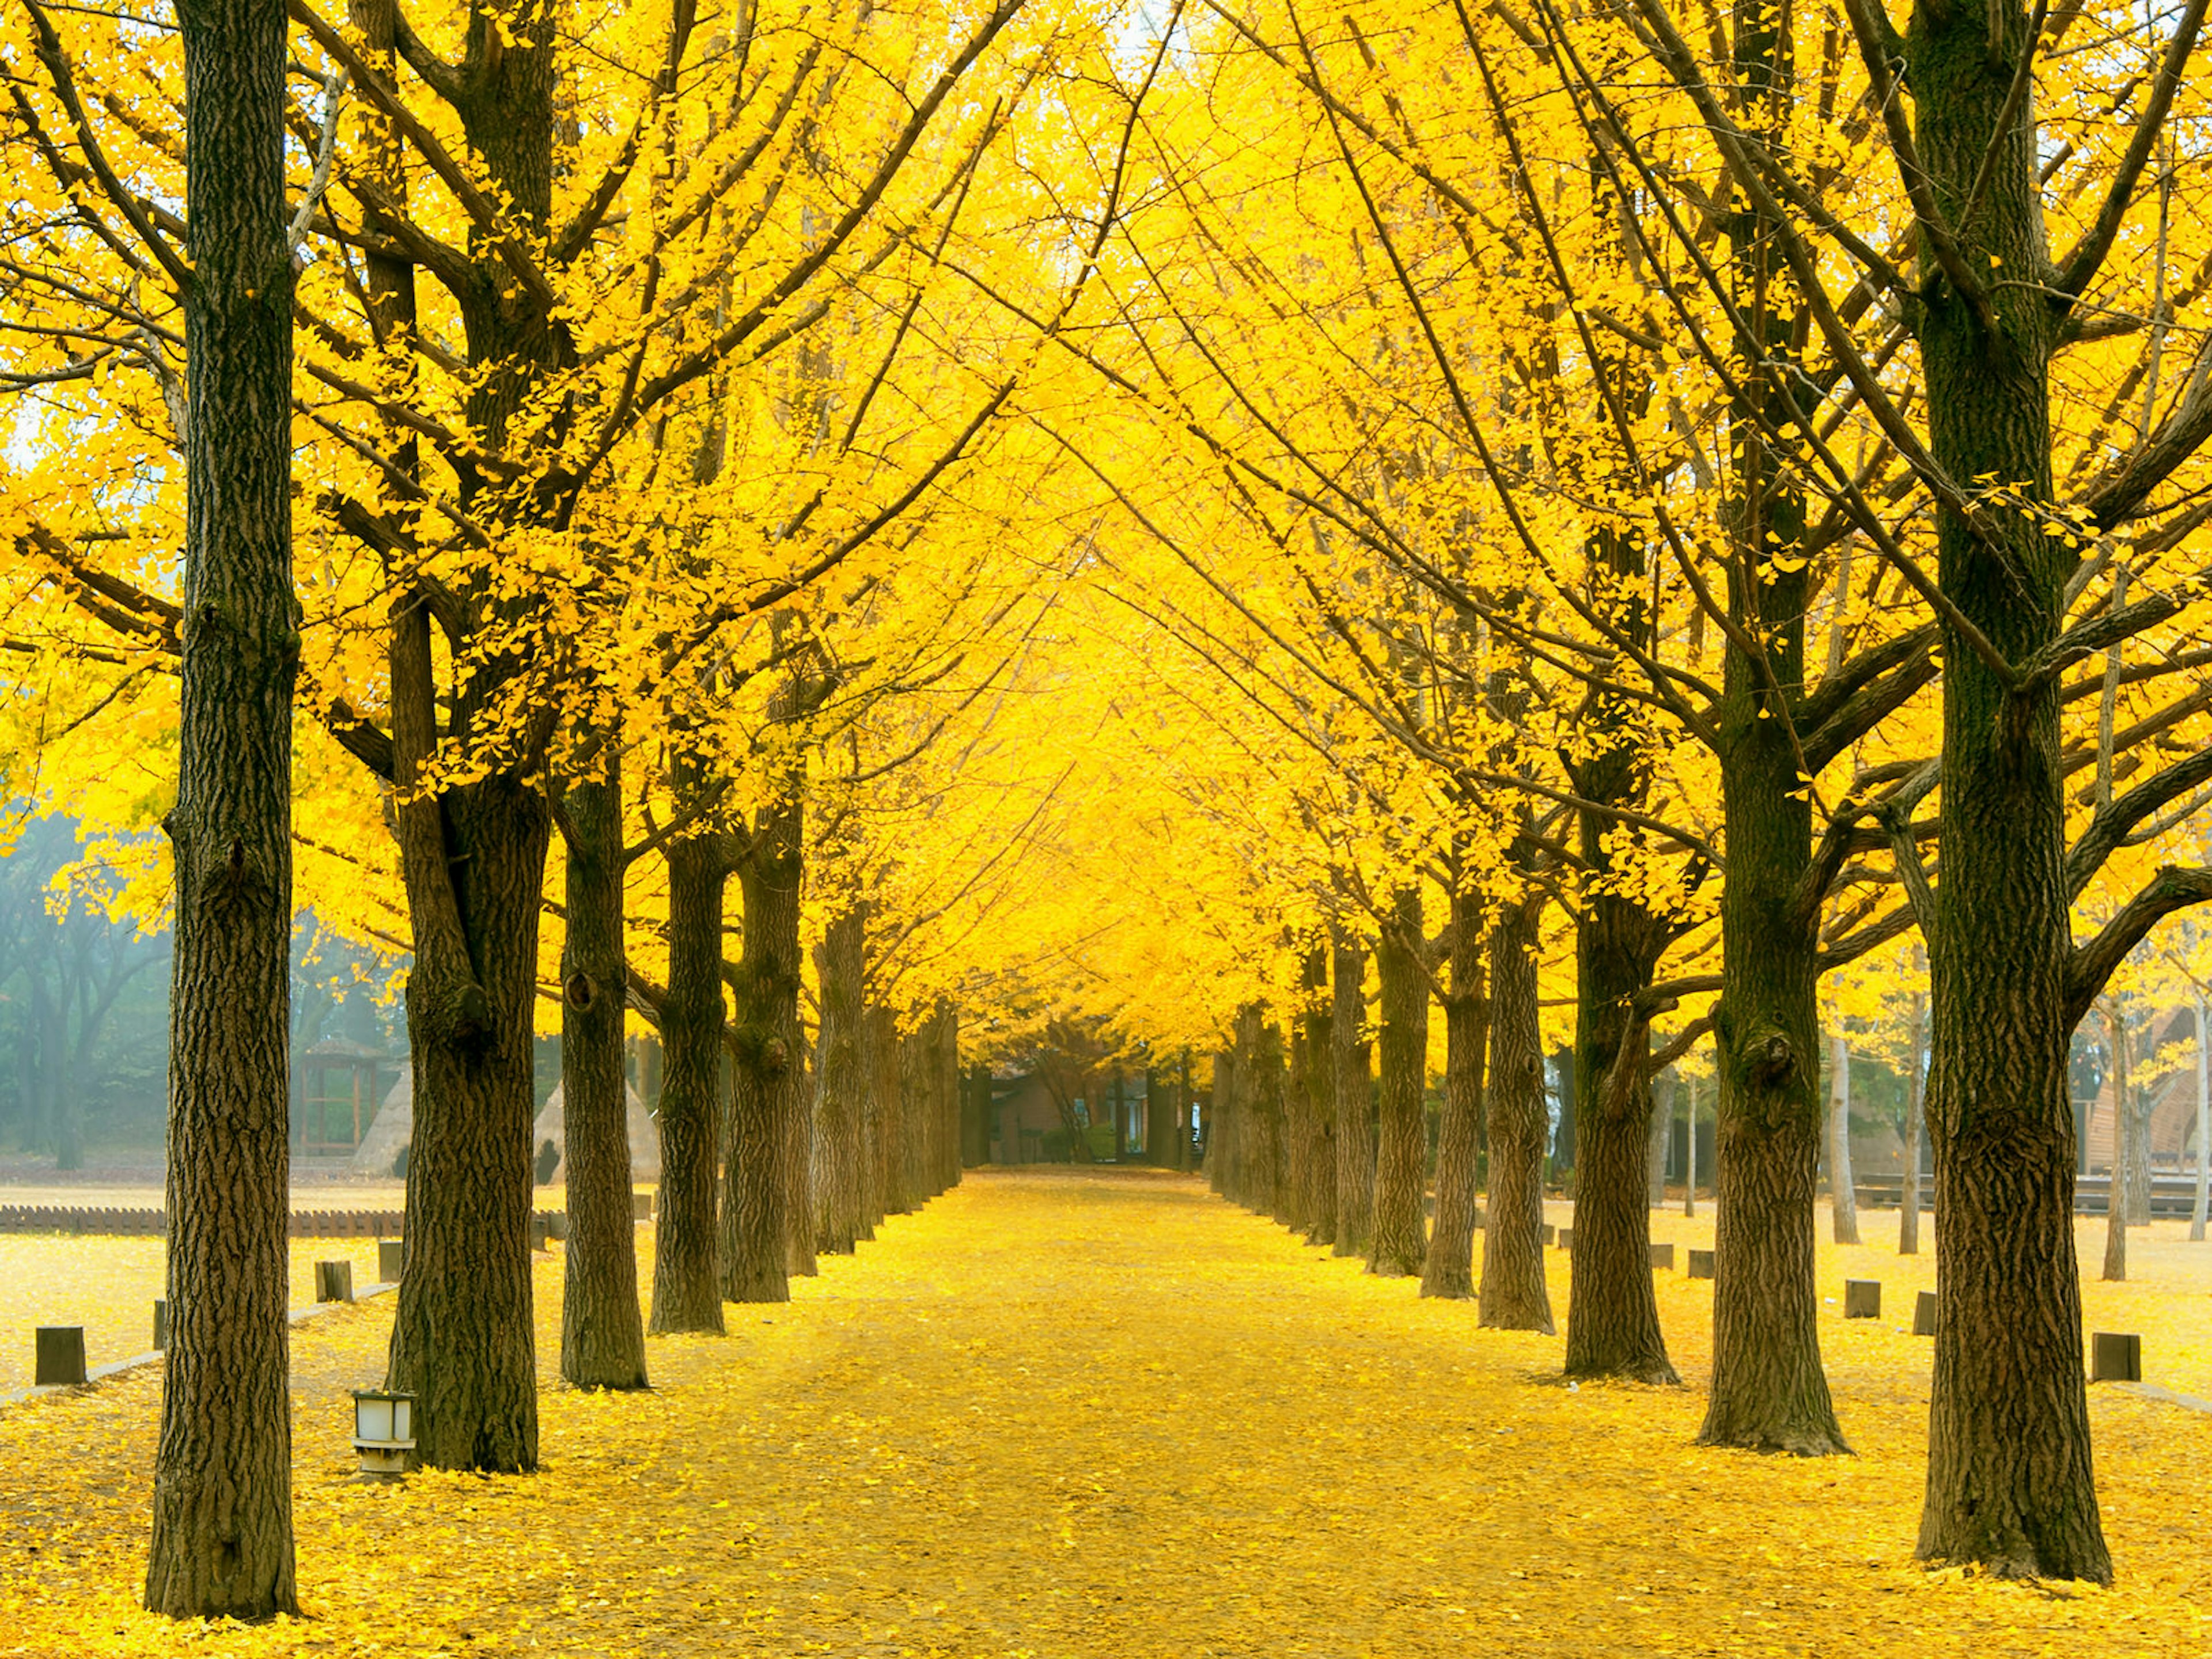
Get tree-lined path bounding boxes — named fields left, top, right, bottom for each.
left=5, top=1167, right=2208, bottom=1656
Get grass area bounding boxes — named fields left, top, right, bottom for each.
left=0, top=1168, right=2206, bottom=1656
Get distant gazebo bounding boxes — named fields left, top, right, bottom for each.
left=296, top=1037, right=388, bottom=1156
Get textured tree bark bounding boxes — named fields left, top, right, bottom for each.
left=1565, top=887, right=1676, bottom=1384
left=964, top=1067, right=993, bottom=1168
left=386, top=778, right=550, bottom=1469
left=1221, top=1013, right=1253, bottom=1205
left=1698, top=9, right=1838, bottom=1440
left=811, top=908, right=865, bottom=1256
left=1298, top=948, right=1337, bottom=1244
left=1423, top=887, right=1487, bottom=1300
left=1481, top=900, right=1554, bottom=1333
left=378, top=0, right=566, bottom=1476
left=936, top=1003, right=964, bottom=1194
left=2121, top=1020, right=2152, bottom=1226
left=1332, top=936, right=1375, bottom=1259
left=558, top=741, right=647, bottom=1386
left=1145, top=1065, right=1172, bottom=1168
left=146, top=0, right=298, bottom=1607
left=1369, top=888, right=1429, bottom=1277
left=1230, top=1006, right=1280, bottom=1213
left=2193, top=993, right=2209, bottom=1243
left=1828, top=1033, right=1861, bottom=1245
left=649, top=834, right=727, bottom=1335
left=1177, top=1050, right=1195, bottom=1172
left=1207, top=1046, right=1235, bottom=1194
left=1901, top=987, right=1925, bottom=1256
left=899, top=1024, right=933, bottom=1200
left=869, top=1006, right=908, bottom=1215
left=722, top=796, right=802, bottom=1304
left=1282, top=1016, right=1313, bottom=1232
left=1683, top=1071, right=1699, bottom=1218
left=2101, top=1003, right=2128, bottom=1282
left=855, top=999, right=883, bottom=1237
left=1911, top=0, right=2109, bottom=1578
left=1647, top=1068, right=1675, bottom=1209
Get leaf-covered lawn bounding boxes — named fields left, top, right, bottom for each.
left=0, top=1237, right=393, bottom=1392
left=0, top=1167, right=2207, bottom=1656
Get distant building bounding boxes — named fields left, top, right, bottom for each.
left=2082, top=1005, right=2206, bottom=1173
left=989, top=1070, right=1150, bottom=1163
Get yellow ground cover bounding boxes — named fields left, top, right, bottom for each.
left=0, top=1168, right=2207, bottom=1657
left=0, top=1237, right=395, bottom=1392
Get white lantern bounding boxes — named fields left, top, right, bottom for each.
left=352, top=1388, right=416, bottom=1478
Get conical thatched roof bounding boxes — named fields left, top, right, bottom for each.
left=350, top=1062, right=414, bottom=1176
left=533, top=1081, right=660, bottom=1183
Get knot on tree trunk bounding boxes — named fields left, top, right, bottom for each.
left=1747, top=1031, right=1797, bottom=1089
left=563, top=971, right=597, bottom=1012
left=415, top=969, right=494, bottom=1051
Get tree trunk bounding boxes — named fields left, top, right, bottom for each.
left=1369, top=888, right=1428, bottom=1277
left=1176, top=1050, right=1195, bottom=1172
left=1697, top=0, right=1839, bottom=1450
left=1332, top=935, right=1374, bottom=1258
left=1911, top=0, right=2108, bottom=1577
left=869, top=1006, right=907, bottom=1215
left=1299, top=948, right=1337, bottom=1244
left=722, top=796, right=802, bottom=1304
left=937, top=1004, right=963, bottom=1194
left=1902, top=987, right=1926, bottom=1256
left=557, top=740, right=647, bottom=1385
left=1205, top=1048, right=1230, bottom=1187
left=899, top=1025, right=933, bottom=1201
left=2101, top=1002, right=2128, bottom=1282
left=2123, top=1028, right=2152, bottom=1226
left=811, top=907, right=865, bottom=1256
left=964, top=1067, right=993, bottom=1168
left=1683, top=1071, right=1698, bottom=1218
left=1480, top=899, right=1554, bottom=1333
left=1423, top=886, right=1488, bottom=1299
left=1828, top=1033, right=1861, bottom=1245
left=1647, top=1067, right=1675, bottom=1209
left=649, top=834, right=726, bottom=1335
left=1146, top=1066, right=1171, bottom=1168
left=2192, top=991, right=2208, bottom=1243
left=147, top=0, right=298, bottom=1605
left=1219, top=1014, right=1250, bottom=1205
left=1281, top=1016, right=1313, bottom=1232
left=385, top=779, right=550, bottom=1469
left=1565, top=890, right=1676, bottom=1384
left=1230, top=1007, right=1279, bottom=1214
left=855, top=999, right=882, bottom=1237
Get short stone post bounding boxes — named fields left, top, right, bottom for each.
left=314, top=1260, right=355, bottom=1304
left=1687, top=1248, right=1714, bottom=1279
left=153, top=1299, right=168, bottom=1351
left=1843, top=1279, right=1881, bottom=1319
left=1912, top=1290, right=1937, bottom=1336
left=378, top=1239, right=404, bottom=1283
left=2090, top=1332, right=2141, bottom=1382
left=35, top=1327, right=86, bottom=1385
left=1650, top=1243, right=1675, bottom=1270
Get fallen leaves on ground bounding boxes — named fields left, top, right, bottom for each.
left=0, top=1168, right=2207, bottom=1657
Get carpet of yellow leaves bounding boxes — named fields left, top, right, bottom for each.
left=0, top=1237, right=395, bottom=1392
left=1, top=1168, right=2208, bottom=1657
